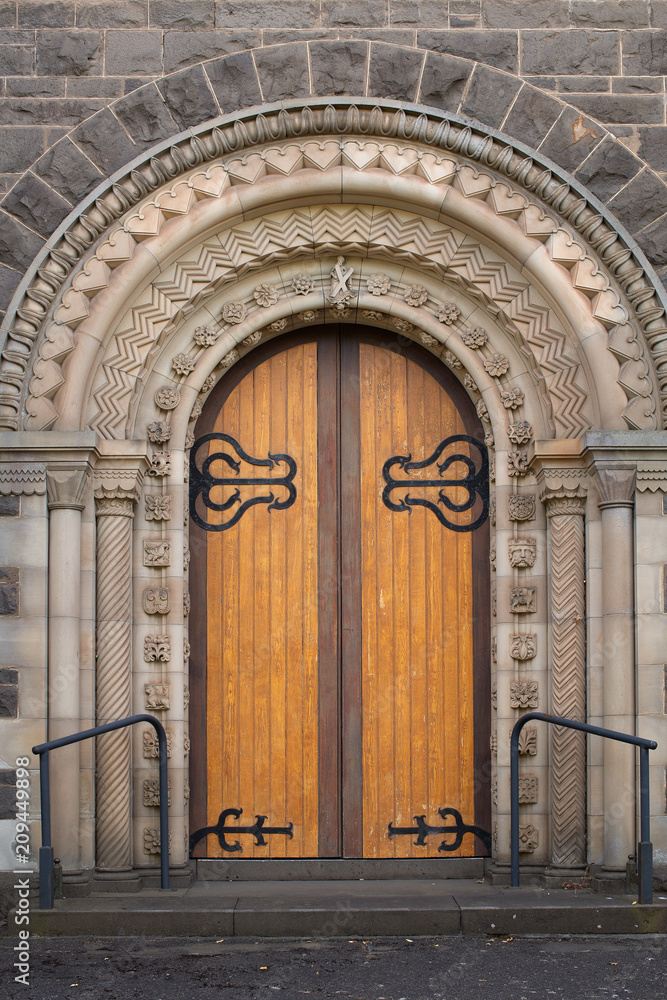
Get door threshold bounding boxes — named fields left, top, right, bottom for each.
left=195, top=858, right=486, bottom=881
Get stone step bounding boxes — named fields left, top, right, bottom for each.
left=9, top=880, right=667, bottom=938
left=195, top=858, right=485, bottom=880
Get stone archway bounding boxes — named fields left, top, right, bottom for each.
left=2, top=100, right=665, bottom=877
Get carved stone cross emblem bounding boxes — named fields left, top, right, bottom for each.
left=327, top=255, right=355, bottom=304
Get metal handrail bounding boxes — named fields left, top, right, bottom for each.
left=510, top=712, right=658, bottom=903
left=32, top=714, right=170, bottom=909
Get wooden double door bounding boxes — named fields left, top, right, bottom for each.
left=189, top=327, right=490, bottom=859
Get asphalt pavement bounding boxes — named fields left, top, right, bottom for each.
left=1, top=934, right=665, bottom=1000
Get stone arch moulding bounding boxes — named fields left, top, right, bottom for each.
left=0, top=99, right=665, bottom=440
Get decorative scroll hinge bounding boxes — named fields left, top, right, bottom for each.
left=388, top=807, right=491, bottom=855
left=189, top=807, right=294, bottom=855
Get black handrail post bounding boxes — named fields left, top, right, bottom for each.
left=638, top=745, right=653, bottom=904
left=510, top=712, right=657, bottom=904
left=33, top=714, right=170, bottom=909
left=37, top=751, right=54, bottom=909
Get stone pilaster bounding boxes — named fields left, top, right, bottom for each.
left=46, top=465, right=91, bottom=872
left=94, top=470, right=141, bottom=871
left=540, top=473, right=587, bottom=868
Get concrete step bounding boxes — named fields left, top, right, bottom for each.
left=8, top=880, right=667, bottom=938
left=195, top=858, right=485, bottom=880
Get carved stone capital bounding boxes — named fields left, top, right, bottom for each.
left=94, top=467, right=142, bottom=513
left=538, top=468, right=587, bottom=517
left=0, top=462, right=47, bottom=496
left=46, top=466, right=90, bottom=511
left=594, top=467, right=635, bottom=509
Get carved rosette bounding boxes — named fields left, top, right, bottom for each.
left=542, top=481, right=587, bottom=867
left=94, top=479, right=140, bottom=870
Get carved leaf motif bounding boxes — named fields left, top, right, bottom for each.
left=518, top=824, right=539, bottom=853
left=269, top=318, right=288, bottom=331
left=292, top=273, right=314, bottom=295
left=145, top=494, right=171, bottom=520
left=436, top=302, right=460, bottom=325
left=243, top=331, right=262, bottom=345
left=301, top=310, right=319, bottom=322
left=221, top=348, right=239, bottom=370
left=510, top=633, right=537, bottom=660
left=445, top=350, right=462, bottom=369
left=147, top=452, right=171, bottom=477
left=143, top=636, right=171, bottom=663
left=172, top=353, right=196, bottom=376
left=193, top=325, right=218, bottom=347
left=362, top=310, right=383, bottom=321
left=143, top=587, right=171, bottom=615
left=143, top=729, right=172, bottom=758
left=393, top=318, right=413, bottom=333
left=461, top=326, right=487, bottom=348
left=420, top=332, right=438, bottom=347
left=518, top=726, right=537, bottom=755
left=508, top=451, right=529, bottom=477
left=143, top=778, right=172, bottom=807
left=147, top=421, right=171, bottom=444
left=500, top=386, right=524, bottom=409
left=510, top=678, right=538, bottom=709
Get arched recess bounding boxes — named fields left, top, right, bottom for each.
left=3, top=99, right=667, bottom=872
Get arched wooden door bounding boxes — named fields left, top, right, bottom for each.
left=189, top=326, right=490, bottom=860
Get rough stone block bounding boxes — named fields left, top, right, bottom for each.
left=0, top=497, right=19, bottom=516
left=637, top=126, right=667, bottom=173
left=309, top=40, right=367, bottom=97
left=340, top=27, right=416, bottom=43
left=389, top=1, right=449, bottom=27
left=612, top=75, right=663, bottom=93
left=622, top=29, right=667, bottom=74
left=369, top=42, right=423, bottom=101
left=484, top=0, right=569, bottom=28
left=538, top=105, right=603, bottom=172
left=163, top=29, right=260, bottom=73
left=460, top=64, right=522, bottom=129
left=0, top=213, right=44, bottom=270
left=76, top=1, right=148, bottom=29
left=113, top=84, right=179, bottom=149
left=0, top=685, right=17, bottom=719
left=19, top=1, right=75, bottom=26
left=0, top=2, right=16, bottom=26
left=501, top=84, right=562, bottom=149
left=521, top=29, right=620, bottom=75
left=2, top=170, right=71, bottom=237
left=565, top=93, right=664, bottom=125
left=0, top=764, right=17, bottom=781
left=0, top=127, right=46, bottom=172
left=608, top=168, right=667, bottom=233
left=205, top=50, right=262, bottom=112
left=7, top=77, right=66, bottom=97
left=0, top=96, right=105, bottom=126
left=0, top=784, right=16, bottom=819
left=570, top=1, right=650, bottom=28
left=150, top=0, right=214, bottom=28
left=652, top=1, right=667, bottom=27
left=36, top=137, right=105, bottom=206
left=0, top=566, right=19, bottom=616
left=417, top=29, right=518, bottom=72
left=105, top=29, right=163, bottom=76
left=418, top=51, right=472, bottom=111
left=71, top=107, right=140, bottom=175
left=264, top=30, right=338, bottom=43
left=321, top=0, right=387, bottom=27
left=636, top=213, right=667, bottom=269
left=157, top=65, right=220, bottom=130
left=36, top=30, right=101, bottom=76
left=557, top=76, right=611, bottom=93
left=574, top=135, right=643, bottom=201
left=0, top=45, right=33, bottom=76
left=215, top=1, right=319, bottom=30
left=0, top=262, right=20, bottom=311
left=67, top=77, right=124, bottom=97
left=524, top=75, right=557, bottom=90
left=254, top=44, right=310, bottom=102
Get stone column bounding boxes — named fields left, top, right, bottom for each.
left=46, top=466, right=90, bottom=872
left=94, top=480, right=139, bottom=871
left=595, top=466, right=637, bottom=869
left=541, top=478, right=587, bottom=868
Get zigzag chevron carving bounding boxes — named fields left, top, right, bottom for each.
left=546, top=495, right=587, bottom=868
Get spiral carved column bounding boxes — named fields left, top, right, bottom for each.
left=543, top=487, right=587, bottom=868
left=95, top=493, right=136, bottom=870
